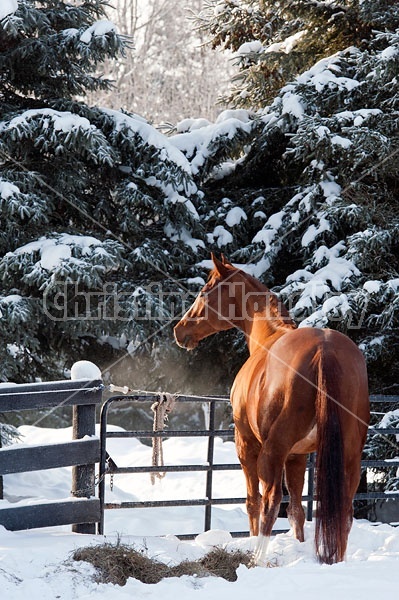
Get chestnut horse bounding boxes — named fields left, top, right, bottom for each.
left=174, top=254, right=369, bottom=565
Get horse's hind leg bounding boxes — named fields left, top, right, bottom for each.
left=254, top=442, right=285, bottom=566
left=284, top=454, right=307, bottom=542
left=235, top=429, right=261, bottom=536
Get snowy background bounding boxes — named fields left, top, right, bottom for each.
left=1, top=423, right=399, bottom=599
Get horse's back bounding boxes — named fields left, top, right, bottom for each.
left=263, top=326, right=368, bottom=397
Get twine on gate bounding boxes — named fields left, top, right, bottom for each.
left=151, top=393, right=177, bottom=485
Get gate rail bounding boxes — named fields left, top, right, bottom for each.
left=99, top=394, right=312, bottom=537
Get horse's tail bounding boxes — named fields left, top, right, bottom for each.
left=314, top=348, right=347, bottom=564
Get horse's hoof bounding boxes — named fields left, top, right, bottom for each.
left=254, top=556, right=269, bottom=568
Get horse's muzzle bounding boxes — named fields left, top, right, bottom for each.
left=174, top=326, right=198, bottom=350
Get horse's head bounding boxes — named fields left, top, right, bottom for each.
left=174, top=254, right=238, bottom=350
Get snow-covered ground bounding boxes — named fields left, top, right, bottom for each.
left=1, top=425, right=399, bottom=599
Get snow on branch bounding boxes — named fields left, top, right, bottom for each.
left=1, top=234, right=125, bottom=290
left=2, top=108, right=115, bottom=166
left=169, top=110, right=255, bottom=181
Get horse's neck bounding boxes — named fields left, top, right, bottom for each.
left=238, top=276, right=295, bottom=355
left=245, top=314, right=289, bottom=354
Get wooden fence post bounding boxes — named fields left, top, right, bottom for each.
left=72, top=403, right=96, bottom=534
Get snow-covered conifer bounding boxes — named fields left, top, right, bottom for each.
left=0, top=1, right=205, bottom=385
left=197, top=1, right=399, bottom=392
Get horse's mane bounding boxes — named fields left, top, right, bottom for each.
left=208, top=264, right=296, bottom=330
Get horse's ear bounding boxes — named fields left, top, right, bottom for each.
left=221, top=253, right=234, bottom=267
left=211, top=252, right=231, bottom=276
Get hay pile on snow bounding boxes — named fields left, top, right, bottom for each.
left=73, top=542, right=252, bottom=585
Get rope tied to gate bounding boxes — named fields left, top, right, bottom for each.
left=151, top=392, right=177, bottom=485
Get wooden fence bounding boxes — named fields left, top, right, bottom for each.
left=0, top=379, right=102, bottom=533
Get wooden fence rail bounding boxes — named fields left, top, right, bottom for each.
left=0, top=379, right=103, bottom=533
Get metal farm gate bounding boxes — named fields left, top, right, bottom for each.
left=98, top=393, right=399, bottom=538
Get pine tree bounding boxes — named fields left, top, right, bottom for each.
left=197, top=1, right=399, bottom=107
left=0, top=1, right=208, bottom=385
left=191, top=1, right=399, bottom=392
left=1, top=0, right=399, bottom=407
